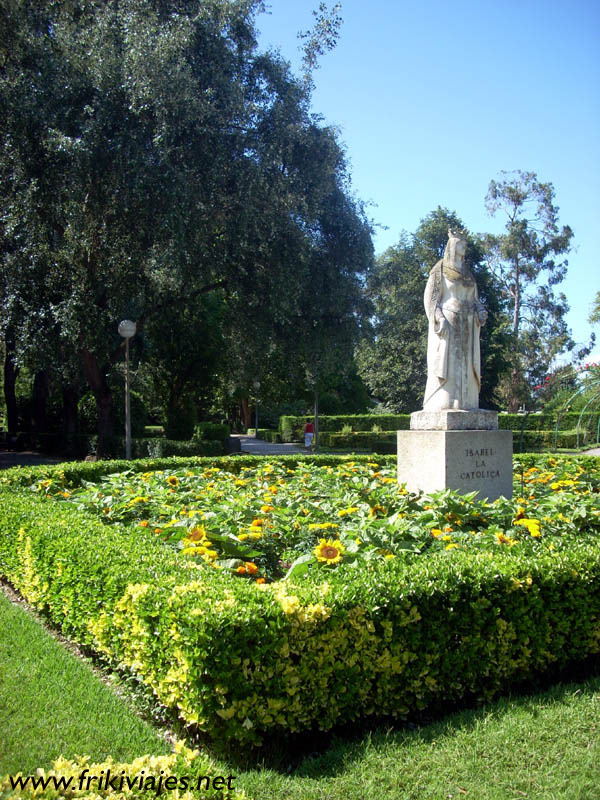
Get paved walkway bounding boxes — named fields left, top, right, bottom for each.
left=231, top=435, right=306, bottom=455
left=0, top=450, right=67, bottom=469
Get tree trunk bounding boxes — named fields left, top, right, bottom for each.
left=62, top=384, right=80, bottom=455
left=507, top=366, right=521, bottom=413
left=508, top=260, right=522, bottom=413
left=32, top=370, right=49, bottom=434
left=240, top=396, right=251, bottom=430
left=81, top=348, right=114, bottom=458
left=3, top=329, right=19, bottom=435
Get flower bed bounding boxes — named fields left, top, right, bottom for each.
left=0, top=454, right=599, bottom=745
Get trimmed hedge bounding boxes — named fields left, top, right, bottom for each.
left=324, top=431, right=397, bottom=453
left=246, top=428, right=281, bottom=442
left=1, top=456, right=599, bottom=748
left=128, top=438, right=224, bottom=458
left=192, top=422, right=230, bottom=449
left=279, top=415, right=411, bottom=441
left=279, top=413, right=600, bottom=443
left=319, top=430, right=579, bottom=453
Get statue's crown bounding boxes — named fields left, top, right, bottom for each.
left=448, top=226, right=468, bottom=240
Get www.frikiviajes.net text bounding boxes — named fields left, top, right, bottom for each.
left=8, top=768, right=237, bottom=795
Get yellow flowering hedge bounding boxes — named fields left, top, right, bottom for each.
left=0, top=455, right=599, bottom=746
left=0, top=741, right=245, bottom=799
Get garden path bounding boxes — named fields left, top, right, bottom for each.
left=231, top=434, right=305, bottom=455
left=0, top=451, right=67, bottom=469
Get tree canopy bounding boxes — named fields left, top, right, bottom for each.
left=0, top=0, right=373, bottom=451
left=483, top=170, right=577, bottom=411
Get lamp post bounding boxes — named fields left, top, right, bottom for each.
left=253, top=380, right=260, bottom=437
left=118, top=320, right=136, bottom=459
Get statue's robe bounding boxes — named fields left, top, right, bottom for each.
left=423, top=260, right=484, bottom=411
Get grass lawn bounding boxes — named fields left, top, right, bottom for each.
left=238, top=676, right=600, bottom=799
left=1, top=583, right=599, bottom=799
left=0, top=587, right=171, bottom=776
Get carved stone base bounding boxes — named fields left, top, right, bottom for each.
left=410, top=409, right=498, bottom=431
left=397, top=429, right=513, bottom=500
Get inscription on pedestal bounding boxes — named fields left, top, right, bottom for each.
left=460, top=447, right=500, bottom=480
left=397, top=429, right=513, bottom=501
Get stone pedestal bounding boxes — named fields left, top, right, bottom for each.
left=410, top=409, right=498, bottom=431
left=397, top=428, right=513, bottom=500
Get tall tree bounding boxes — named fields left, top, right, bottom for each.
left=484, top=170, right=575, bottom=411
left=0, top=0, right=372, bottom=454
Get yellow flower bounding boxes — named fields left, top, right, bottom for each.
left=261, top=505, right=274, bottom=513
left=314, top=538, right=345, bottom=564
left=431, top=528, right=443, bottom=538
left=338, top=506, right=359, bottom=517
left=441, top=534, right=452, bottom=542
left=250, top=518, right=264, bottom=527
left=182, top=546, right=207, bottom=556
left=514, top=518, right=541, bottom=537
left=308, top=522, right=339, bottom=531
left=445, top=543, right=459, bottom=550
left=550, top=479, right=577, bottom=490
left=166, top=476, right=179, bottom=487
left=187, top=525, right=207, bottom=541
left=369, top=505, right=386, bottom=518
left=495, top=532, right=515, bottom=545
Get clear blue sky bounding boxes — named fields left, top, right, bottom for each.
left=256, top=0, right=600, bottom=362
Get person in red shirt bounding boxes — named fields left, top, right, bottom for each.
left=304, top=421, right=314, bottom=450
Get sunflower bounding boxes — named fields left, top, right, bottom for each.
left=514, top=518, right=541, bottom=537
left=187, top=525, right=207, bottom=542
left=314, top=538, right=345, bottom=564
left=166, top=476, right=179, bottom=487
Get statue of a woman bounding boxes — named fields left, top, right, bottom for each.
left=423, top=229, right=487, bottom=411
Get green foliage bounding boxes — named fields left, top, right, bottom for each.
left=279, top=414, right=411, bottom=442
left=143, top=425, right=164, bottom=438
left=484, top=171, right=584, bottom=410
left=1, top=455, right=599, bottom=748
left=246, top=428, right=280, bottom=442
left=133, top=438, right=224, bottom=458
left=79, top=390, right=147, bottom=438
left=192, top=422, right=230, bottom=447
left=0, top=0, right=372, bottom=454
left=325, top=431, right=396, bottom=452
left=0, top=592, right=171, bottom=775
left=164, top=394, right=196, bottom=441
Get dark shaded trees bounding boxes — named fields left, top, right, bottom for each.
left=1, top=0, right=373, bottom=452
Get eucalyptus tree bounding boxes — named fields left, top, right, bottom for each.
left=484, top=170, right=575, bottom=410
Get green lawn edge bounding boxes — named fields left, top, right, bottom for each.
left=0, top=588, right=171, bottom=775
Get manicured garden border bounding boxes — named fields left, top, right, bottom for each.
left=1, top=456, right=599, bottom=747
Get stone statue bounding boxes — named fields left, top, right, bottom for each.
left=422, top=228, right=487, bottom=411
